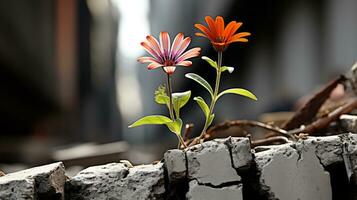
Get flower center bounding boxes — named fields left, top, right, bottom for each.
left=164, top=60, right=175, bottom=66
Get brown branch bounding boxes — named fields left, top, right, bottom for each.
left=0, top=170, right=5, bottom=177
left=283, top=75, right=347, bottom=130
left=251, top=136, right=290, bottom=148
left=183, top=123, right=194, bottom=142
left=288, top=98, right=357, bottom=135
left=206, top=120, right=295, bottom=140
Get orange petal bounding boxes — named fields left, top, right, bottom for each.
left=205, top=16, right=217, bottom=37
left=215, top=16, right=225, bottom=37
left=195, top=33, right=208, bottom=38
left=228, top=32, right=251, bottom=43
left=195, top=24, right=214, bottom=40
left=223, top=21, right=236, bottom=41
left=225, top=22, right=243, bottom=41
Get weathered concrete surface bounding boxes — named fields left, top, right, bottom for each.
left=186, top=139, right=242, bottom=186
left=66, top=162, right=165, bottom=200
left=164, top=149, right=186, bottom=182
left=255, top=143, right=332, bottom=200
left=186, top=180, right=243, bottom=200
left=340, top=114, right=357, bottom=133
left=229, top=137, right=253, bottom=169
left=0, top=178, right=35, bottom=200
left=342, top=133, right=357, bottom=181
left=0, top=162, right=65, bottom=200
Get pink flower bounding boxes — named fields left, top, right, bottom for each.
left=138, top=32, right=201, bottom=75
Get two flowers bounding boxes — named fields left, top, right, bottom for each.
left=130, top=16, right=256, bottom=148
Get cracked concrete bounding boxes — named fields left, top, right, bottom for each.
left=255, top=143, right=332, bottom=200
left=66, top=162, right=165, bottom=200
left=186, top=180, right=243, bottom=200
left=1, top=134, right=357, bottom=199
left=186, top=139, right=242, bottom=186
left=0, top=162, right=65, bottom=200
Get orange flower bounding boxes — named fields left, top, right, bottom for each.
left=195, top=16, right=251, bottom=52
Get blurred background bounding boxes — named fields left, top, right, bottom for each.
left=0, top=0, right=356, bottom=173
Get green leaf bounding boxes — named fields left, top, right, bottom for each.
left=185, top=73, right=213, bottom=97
left=220, top=66, right=234, bottom=73
left=217, top=88, right=258, bottom=100
left=165, top=118, right=183, bottom=135
left=154, top=85, right=170, bottom=105
left=207, top=114, right=215, bottom=127
left=194, top=96, right=210, bottom=119
left=129, top=115, right=173, bottom=128
left=202, top=56, right=218, bottom=70
left=172, top=91, right=191, bottom=118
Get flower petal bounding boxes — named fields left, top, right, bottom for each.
left=141, top=41, right=162, bottom=61
left=159, top=32, right=170, bottom=59
left=176, top=47, right=201, bottom=63
left=176, top=60, right=192, bottom=67
left=195, top=24, right=215, bottom=40
left=170, top=33, right=184, bottom=58
left=173, top=37, right=191, bottom=59
left=227, top=32, right=251, bottom=43
left=146, top=35, right=163, bottom=57
left=147, top=62, right=163, bottom=70
left=137, top=56, right=161, bottom=64
left=225, top=22, right=243, bottom=40
left=223, top=21, right=236, bottom=41
left=195, top=32, right=208, bottom=38
left=205, top=16, right=217, bottom=37
left=163, top=66, right=176, bottom=75
left=215, top=16, right=225, bottom=38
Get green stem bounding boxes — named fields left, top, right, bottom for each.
left=166, top=73, right=187, bottom=149
left=166, top=74, right=175, bottom=120
left=198, top=51, right=223, bottom=139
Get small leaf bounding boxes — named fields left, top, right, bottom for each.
left=217, top=88, right=258, bottom=100
left=207, top=114, right=215, bottom=127
left=185, top=73, right=213, bottom=97
left=202, top=56, right=218, bottom=69
left=172, top=91, right=191, bottom=118
left=155, top=95, right=170, bottom=105
left=155, top=85, right=169, bottom=105
left=194, top=96, right=210, bottom=119
left=129, top=115, right=172, bottom=128
left=220, top=66, right=234, bottom=73
left=165, top=118, right=183, bottom=135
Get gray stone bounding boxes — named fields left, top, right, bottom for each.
left=229, top=137, right=253, bottom=169
left=340, top=114, right=357, bottom=132
left=186, top=139, right=240, bottom=186
left=341, top=133, right=357, bottom=181
left=0, top=162, right=65, bottom=200
left=255, top=143, right=332, bottom=200
left=186, top=180, right=243, bottom=200
left=0, top=178, right=35, bottom=200
left=297, top=135, right=343, bottom=167
left=164, top=149, right=186, bottom=182
left=67, top=162, right=165, bottom=200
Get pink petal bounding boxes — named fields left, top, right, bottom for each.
left=141, top=42, right=162, bottom=61
left=173, top=37, right=191, bottom=59
left=159, top=32, right=170, bottom=59
left=147, top=62, right=163, bottom=70
left=176, top=47, right=201, bottom=63
left=163, top=66, right=176, bottom=75
left=137, top=56, right=161, bottom=64
left=176, top=60, right=192, bottom=67
left=170, top=33, right=184, bottom=58
left=146, top=35, right=163, bottom=57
